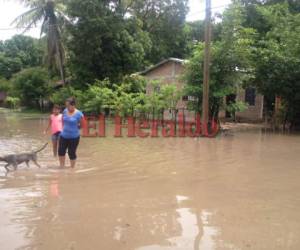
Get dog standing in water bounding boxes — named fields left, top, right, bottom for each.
left=0, top=143, right=48, bottom=172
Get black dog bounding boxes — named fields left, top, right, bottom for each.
left=0, top=143, right=48, bottom=172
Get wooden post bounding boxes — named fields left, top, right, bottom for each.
left=202, top=0, right=212, bottom=133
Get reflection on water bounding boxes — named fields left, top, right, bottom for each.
left=1, top=111, right=300, bottom=250
left=138, top=196, right=219, bottom=250
left=198, top=210, right=219, bottom=250
left=137, top=195, right=211, bottom=250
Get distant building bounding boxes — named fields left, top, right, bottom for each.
left=141, top=58, right=264, bottom=122
left=236, top=88, right=264, bottom=122
left=140, top=58, right=195, bottom=120
left=140, top=58, right=187, bottom=108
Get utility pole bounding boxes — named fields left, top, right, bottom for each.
left=202, top=0, right=212, bottom=133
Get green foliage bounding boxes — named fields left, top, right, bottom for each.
left=6, top=0, right=300, bottom=127
left=144, top=81, right=163, bottom=117
left=138, top=81, right=182, bottom=119
left=226, top=101, right=248, bottom=120
left=112, top=91, right=139, bottom=117
left=184, top=2, right=256, bottom=118
left=0, top=78, right=11, bottom=92
left=129, top=0, right=189, bottom=63
left=122, top=75, right=147, bottom=94
left=68, top=76, right=182, bottom=118
left=0, top=54, right=22, bottom=79
left=64, top=0, right=191, bottom=85
left=65, top=0, right=152, bottom=85
left=82, top=82, right=115, bottom=114
left=0, top=35, right=44, bottom=79
left=110, top=77, right=147, bottom=117
left=160, top=85, right=182, bottom=112
left=50, top=86, right=83, bottom=107
left=5, top=96, right=21, bottom=109
left=12, top=1, right=67, bottom=83
left=183, top=20, right=222, bottom=55
left=2, top=35, right=44, bottom=68
left=12, top=67, right=51, bottom=107
left=253, top=3, right=300, bottom=125
left=240, top=0, right=300, bottom=13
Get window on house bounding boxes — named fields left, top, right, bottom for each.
left=182, top=96, right=188, bottom=101
left=182, top=96, right=197, bottom=102
left=245, top=88, right=256, bottom=106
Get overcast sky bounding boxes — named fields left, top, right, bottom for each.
left=0, top=0, right=232, bottom=41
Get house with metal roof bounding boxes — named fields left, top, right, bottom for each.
left=141, top=58, right=264, bottom=122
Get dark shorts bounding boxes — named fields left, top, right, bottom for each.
left=51, top=131, right=61, bottom=141
left=58, top=136, right=80, bottom=160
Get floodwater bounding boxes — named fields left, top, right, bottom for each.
left=0, top=110, right=300, bottom=250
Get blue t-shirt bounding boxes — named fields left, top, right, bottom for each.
left=61, top=109, right=84, bottom=139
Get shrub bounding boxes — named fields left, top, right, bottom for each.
left=5, top=96, right=21, bottom=109
left=82, top=85, right=115, bottom=114
left=50, top=86, right=84, bottom=108
left=12, top=67, right=51, bottom=108
left=226, top=101, right=248, bottom=121
left=0, top=78, right=11, bottom=92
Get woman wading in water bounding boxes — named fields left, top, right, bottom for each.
left=58, top=97, right=84, bottom=168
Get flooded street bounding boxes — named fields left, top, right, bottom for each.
left=1, top=111, right=300, bottom=250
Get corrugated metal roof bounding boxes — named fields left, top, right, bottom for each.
left=140, top=58, right=186, bottom=75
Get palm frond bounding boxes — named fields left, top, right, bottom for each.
left=11, top=7, right=44, bottom=32
left=16, top=0, right=47, bottom=8
left=15, top=0, right=67, bottom=84
left=21, top=16, right=42, bottom=34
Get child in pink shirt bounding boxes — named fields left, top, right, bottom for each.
left=44, top=105, right=63, bottom=157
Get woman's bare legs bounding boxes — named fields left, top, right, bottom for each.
left=59, top=156, right=65, bottom=168
left=70, top=160, right=76, bottom=168
left=52, top=140, right=58, bottom=157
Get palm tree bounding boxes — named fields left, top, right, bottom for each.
left=12, top=0, right=68, bottom=84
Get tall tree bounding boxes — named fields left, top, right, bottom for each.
left=253, top=3, right=300, bottom=126
left=64, top=0, right=190, bottom=85
left=0, top=54, right=22, bottom=79
left=12, top=0, right=68, bottom=83
left=1, top=35, right=44, bottom=68
left=12, top=67, right=51, bottom=108
left=184, top=2, right=256, bottom=118
left=239, top=0, right=300, bottom=13
left=128, top=0, right=189, bottom=63
left=0, top=35, right=44, bottom=79
left=65, top=0, right=151, bottom=86
left=183, top=19, right=223, bottom=60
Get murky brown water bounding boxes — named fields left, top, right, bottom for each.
left=1, top=110, right=300, bottom=250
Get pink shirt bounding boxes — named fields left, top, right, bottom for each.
left=50, top=114, right=63, bottom=135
